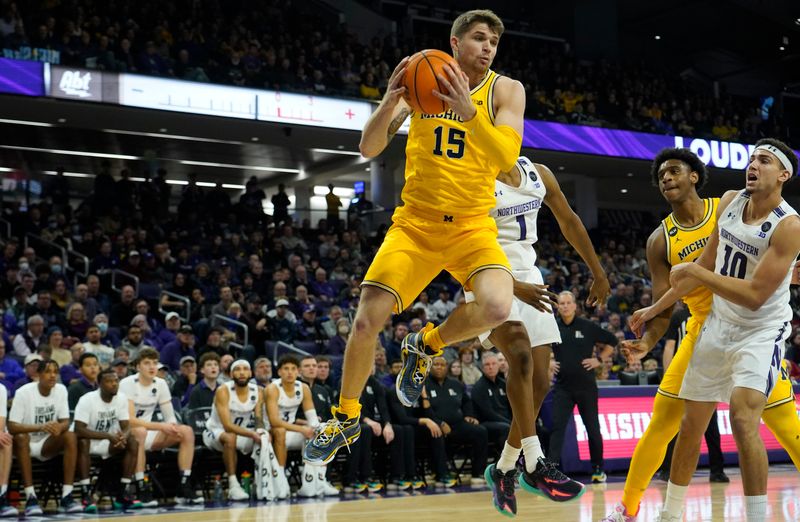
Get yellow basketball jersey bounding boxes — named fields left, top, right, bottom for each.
left=662, top=198, right=718, bottom=318
left=402, top=69, right=501, bottom=219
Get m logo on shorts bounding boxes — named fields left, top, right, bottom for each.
left=443, top=215, right=454, bottom=222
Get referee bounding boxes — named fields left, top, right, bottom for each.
left=548, top=291, right=617, bottom=483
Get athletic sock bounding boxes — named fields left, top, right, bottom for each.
left=745, top=495, right=767, bottom=520
left=497, top=442, right=521, bottom=473
left=521, top=436, right=544, bottom=473
left=338, top=397, right=361, bottom=419
left=228, top=475, right=240, bottom=489
left=0, top=485, right=6, bottom=496
left=24, top=486, right=35, bottom=499
left=62, top=485, right=73, bottom=498
left=180, top=469, right=191, bottom=485
left=662, top=481, right=687, bottom=517
left=422, top=326, right=445, bottom=355
left=134, top=472, right=145, bottom=482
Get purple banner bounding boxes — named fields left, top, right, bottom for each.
left=0, top=58, right=44, bottom=96
left=523, top=120, right=800, bottom=171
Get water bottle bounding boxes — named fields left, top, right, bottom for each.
left=213, top=476, right=224, bottom=506
left=241, top=471, right=252, bottom=495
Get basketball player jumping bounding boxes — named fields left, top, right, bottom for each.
left=304, top=9, right=525, bottom=464
left=475, top=156, right=610, bottom=516
left=602, top=145, right=800, bottom=522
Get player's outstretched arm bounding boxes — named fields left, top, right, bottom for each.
left=539, top=163, right=610, bottom=305
left=359, top=57, right=411, bottom=159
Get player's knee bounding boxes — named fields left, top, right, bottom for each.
left=127, top=434, right=139, bottom=452
left=79, top=438, right=90, bottom=451
left=351, top=314, right=381, bottom=340
left=729, top=408, right=759, bottom=437
left=180, top=425, right=195, bottom=442
left=506, top=339, right=532, bottom=374
left=13, top=433, right=29, bottom=447
left=482, top=297, right=512, bottom=327
left=132, top=427, right=146, bottom=442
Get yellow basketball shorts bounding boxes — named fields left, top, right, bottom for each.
left=658, top=313, right=794, bottom=407
left=362, top=207, right=511, bottom=313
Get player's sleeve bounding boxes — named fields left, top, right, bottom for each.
left=0, top=385, right=7, bottom=418
left=56, top=384, right=70, bottom=420
left=8, top=386, right=26, bottom=424
left=73, top=394, right=91, bottom=425
left=157, top=380, right=177, bottom=423
left=117, top=392, right=130, bottom=422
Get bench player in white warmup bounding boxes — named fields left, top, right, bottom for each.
left=632, top=139, right=800, bottom=522
left=119, top=348, right=202, bottom=506
left=74, top=368, right=139, bottom=512
left=0, top=382, right=15, bottom=518
left=203, top=359, right=263, bottom=501
left=471, top=156, right=610, bottom=516
left=265, top=355, right=337, bottom=497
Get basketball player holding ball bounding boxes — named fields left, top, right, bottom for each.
left=304, top=9, right=526, bottom=466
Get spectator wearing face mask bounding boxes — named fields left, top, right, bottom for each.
left=92, top=313, right=119, bottom=348
left=325, top=318, right=351, bottom=356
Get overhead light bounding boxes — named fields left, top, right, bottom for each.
left=780, top=46, right=786, bottom=51
left=627, top=172, right=634, bottom=177
left=620, top=188, right=628, bottom=194
left=311, top=148, right=362, bottom=156
left=251, top=137, right=259, bottom=142
left=365, top=167, right=370, bottom=171
left=654, top=35, right=661, bottom=40
left=57, top=118, right=67, bottom=123
left=0, top=145, right=141, bottom=160
left=221, top=183, right=246, bottom=190
left=196, top=181, right=216, bottom=188
left=100, top=128, right=243, bottom=145
left=165, top=180, right=188, bottom=185
left=313, top=186, right=355, bottom=197
left=558, top=166, right=565, bottom=171
left=178, top=160, right=300, bottom=173
left=795, top=17, right=800, bottom=25
left=42, top=170, right=93, bottom=178
left=0, top=118, right=53, bottom=127
left=159, top=128, right=168, bottom=133
left=336, top=145, right=345, bottom=150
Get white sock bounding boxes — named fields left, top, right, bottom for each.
left=24, top=486, right=35, bottom=499
left=521, top=436, right=544, bottom=473
left=62, top=485, right=73, bottom=498
left=134, top=472, right=145, bottom=481
left=228, top=475, right=240, bottom=489
left=0, top=485, right=6, bottom=495
left=663, top=481, right=688, bottom=517
left=318, top=465, right=327, bottom=482
left=745, top=495, right=767, bottom=521
left=78, top=479, right=90, bottom=486
left=121, top=478, right=131, bottom=485
left=497, top=442, right=522, bottom=473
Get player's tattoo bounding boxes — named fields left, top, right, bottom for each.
left=387, top=108, right=411, bottom=141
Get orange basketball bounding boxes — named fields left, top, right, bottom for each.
left=402, top=49, right=459, bottom=115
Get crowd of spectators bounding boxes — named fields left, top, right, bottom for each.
left=0, top=0, right=789, bottom=146
left=1, top=158, right=800, bottom=491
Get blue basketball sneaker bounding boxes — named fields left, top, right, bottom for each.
left=396, top=324, right=437, bottom=407
left=303, top=408, right=361, bottom=465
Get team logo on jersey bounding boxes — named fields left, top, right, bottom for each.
left=668, top=227, right=678, bottom=237
left=295, top=390, right=301, bottom=397
left=151, top=388, right=157, bottom=395
left=761, top=222, right=772, bottom=233
left=528, top=170, right=538, bottom=182
left=251, top=396, right=256, bottom=401
left=476, top=100, right=483, bottom=105
left=448, top=389, right=457, bottom=397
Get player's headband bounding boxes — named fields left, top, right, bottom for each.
left=230, top=360, right=251, bottom=372
left=753, top=145, right=794, bottom=176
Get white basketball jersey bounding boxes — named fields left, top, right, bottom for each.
left=492, top=156, right=546, bottom=270
left=713, top=190, right=799, bottom=326
left=276, top=380, right=303, bottom=424
left=206, top=381, right=259, bottom=432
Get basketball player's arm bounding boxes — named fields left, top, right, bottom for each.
left=631, top=229, right=674, bottom=350
left=676, top=216, right=800, bottom=311
left=359, top=57, right=411, bottom=158
left=539, top=163, right=610, bottom=304
left=264, top=384, right=308, bottom=435
left=215, top=385, right=257, bottom=439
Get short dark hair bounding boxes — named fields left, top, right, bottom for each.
left=277, top=354, right=299, bottom=369
left=300, top=355, right=316, bottom=364
left=650, top=147, right=708, bottom=190
left=199, top=352, right=221, bottom=367
left=79, top=353, right=98, bottom=367
left=755, top=138, right=798, bottom=178
left=37, top=359, right=59, bottom=373
left=99, top=367, right=117, bottom=382
left=314, top=355, right=330, bottom=365
left=137, top=347, right=160, bottom=364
